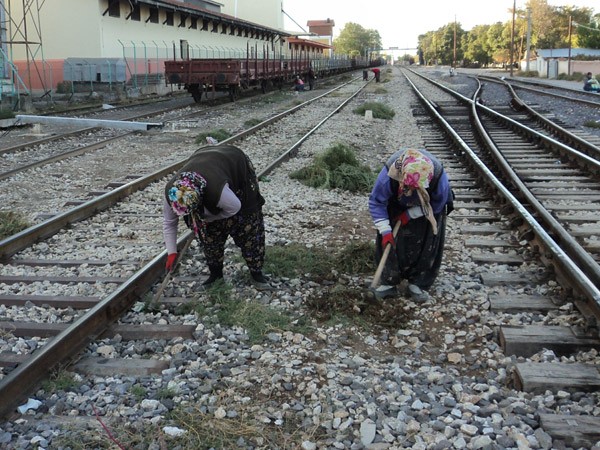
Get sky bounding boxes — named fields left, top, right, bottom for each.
left=282, top=0, right=599, bottom=50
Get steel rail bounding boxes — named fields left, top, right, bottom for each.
left=477, top=74, right=600, bottom=108
left=0, top=76, right=369, bottom=419
left=402, top=69, right=600, bottom=321
left=480, top=76, right=600, bottom=163
left=0, top=76, right=362, bottom=261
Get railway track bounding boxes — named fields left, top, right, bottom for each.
left=0, top=77, right=352, bottom=231
left=1, top=66, right=599, bottom=449
left=0, top=75, right=371, bottom=419
left=405, top=68, right=600, bottom=444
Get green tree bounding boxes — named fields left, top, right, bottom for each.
left=333, top=22, right=382, bottom=57
left=576, top=15, right=600, bottom=48
left=463, top=24, right=492, bottom=66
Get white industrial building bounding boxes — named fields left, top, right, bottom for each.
left=1, top=0, right=331, bottom=102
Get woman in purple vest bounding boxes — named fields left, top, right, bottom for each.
left=369, top=148, right=453, bottom=301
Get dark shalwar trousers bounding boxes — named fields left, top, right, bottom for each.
left=375, top=212, right=447, bottom=290
left=201, top=210, right=265, bottom=273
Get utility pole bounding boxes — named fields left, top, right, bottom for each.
left=510, top=0, right=516, bottom=77
left=567, top=15, right=572, bottom=76
left=453, top=16, right=457, bottom=69
left=525, top=8, right=531, bottom=72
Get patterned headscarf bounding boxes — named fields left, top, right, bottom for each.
left=388, top=149, right=438, bottom=234
left=168, top=171, right=207, bottom=240
left=168, top=171, right=206, bottom=216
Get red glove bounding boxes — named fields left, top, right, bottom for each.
left=381, top=232, right=395, bottom=249
left=165, top=253, right=177, bottom=272
left=394, top=211, right=411, bottom=226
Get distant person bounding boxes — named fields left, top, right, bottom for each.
left=294, top=75, right=305, bottom=92
left=163, top=144, right=268, bottom=287
left=583, top=72, right=600, bottom=92
left=368, top=148, right=454, bottom=302
left=307, top=68, right=316, bottom=90
left=363, top=69, right=369, bottom=81
left=371, top=67, right=381, bottom=82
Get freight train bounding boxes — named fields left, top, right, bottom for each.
left=164, top=51, right=382, bottom=102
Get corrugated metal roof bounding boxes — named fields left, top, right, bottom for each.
left=537, top=48, right=600, bottom=58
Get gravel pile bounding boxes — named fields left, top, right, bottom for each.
left=1, top=67, right=599, bottom=450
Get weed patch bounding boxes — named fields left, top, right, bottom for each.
left=40, top=370, right=79, bottom=392
left=290, top=143, right=376, bottom=193
left=584, top=120, right=600, bottom=129
left=194, top=128, right=231, bottom=145
left=244, top=118, right=263, bottom=128
left=352, top=102, right=395, bottom=119
left=0, top=109, right=15, bottom=120
left=0, top=211, right=29, bottom=240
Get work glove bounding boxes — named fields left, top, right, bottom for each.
left=394, top=211, right=411, bottom=226
left=381, top=232, right=395, bottom=249
left=165, top=253, right=177, bottom=272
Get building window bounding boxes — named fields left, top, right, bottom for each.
left=164, top=11, right=174, bottom=26
left=179, top=14, right=186, bottom=28
left=189, top=17, right=197, bottom=29
left=202, top=19, right=209, bottom=31
left=108, top=0, right=120, bottom=18
left=148, top=7, right=158, bottom=23
left=212, top=22, right=219, bottom=33
left=129, top=4, right=140, bottom=21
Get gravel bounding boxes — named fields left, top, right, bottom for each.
left=1, top=66, right=599, bottom=450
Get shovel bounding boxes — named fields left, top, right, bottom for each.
left=368, top=220, right=402, bottom=298
left=150, top=237, right=194, bottom=306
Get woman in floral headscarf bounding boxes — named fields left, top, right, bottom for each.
left=162, top=144, right=267, bottom=287
left=368, top=148, right=454, bottom=301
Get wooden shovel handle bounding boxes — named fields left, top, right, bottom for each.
left=151, top=237, right=194, bottom=304
left=370, top=220, right=402, bottom=290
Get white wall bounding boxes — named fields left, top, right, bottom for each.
left=10, top=0, right=285, bottom=61
left=10, top=0, right=101, bottom=60
left=219, top=0, right=284, bottom=31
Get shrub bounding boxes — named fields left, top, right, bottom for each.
left=584, top=120, right=600, bottom=129
left=244, top=118, right=262, bottom=128
left=0, top=109, right=15, bottom=120
left=352, top=102, right=395, bottom=120
left=0, top=211, right=29, bottom=240
left=290, top=143, right=376, bottom=193
left=194, top=128, right=231, bottom=145
left=56, top=81, right=73, bottom=94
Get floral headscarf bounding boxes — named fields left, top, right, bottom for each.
left=388, top=149, right=434, bottom=189
left=168, top=171, right=206, bottom=216
left=168, top=171, right=207, bottom=239
left=388, top=149, right=438, bottom=234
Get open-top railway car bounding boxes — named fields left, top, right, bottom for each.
left=164, top=54, right=376, bottom=102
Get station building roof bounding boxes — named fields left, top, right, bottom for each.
left=287, top=37, right=332, bottom=50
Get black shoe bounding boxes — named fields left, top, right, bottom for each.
left=250, top=271, right=269, bottom=284
left=203, top=265, right=223, bottom=286
left=202, top=273, right=223, bottom=286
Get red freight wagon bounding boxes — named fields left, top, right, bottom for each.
left=164, top=57, right=312, bottom=102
